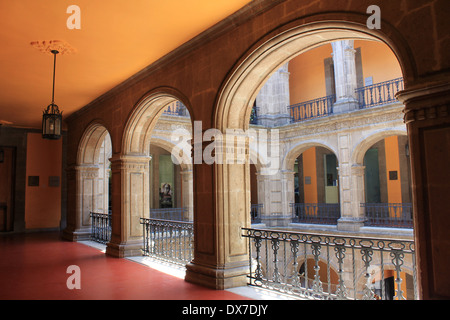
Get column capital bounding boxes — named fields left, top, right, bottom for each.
left=396, top=82, right=450, bottom=124
left=351, top=164, right=366, bottom=176
left=109, top=153, right=152, bottom=171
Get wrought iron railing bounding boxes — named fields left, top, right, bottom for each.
left=140, top=218, right=194, bottom=266
left=290, top=95, right=336, bottom=123
left=150, top=207, right=190, bottom=222
left=290, top=203, right=340, bottom=225
left=90, top=211, right=112, bottom=244
left=251, top=204, right=263, bottom=224
left=361, top=203, right=413, bottom=228
left=242, top=227, right=417, bottom=300
left=355, top=77, right=404, bottom=109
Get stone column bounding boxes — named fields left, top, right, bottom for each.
left=253, top=169, right=294, bottom=227
left=397, top=82, right=450, bottom=300
left=332, top=40, right=359, bottom=113
left=62, top=165, right=99, bottom=241
left=180, top=169, right=194, bottom=221
left=280, top=170, right=296, bottom=225
left=255, top=63, right=291, bottom=127
left=256, top=171, right=269, bottom=224
left=185, top=135, right=250, bottom=289
left=337, top=134, right=365, bottom=231
left=106, top=154, right=151, bottom=258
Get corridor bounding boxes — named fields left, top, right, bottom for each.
left=0, top=232, right=250, bottom=300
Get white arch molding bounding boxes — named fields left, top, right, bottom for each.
left=106, top=88, right=193, bottom=257
left=64, top=121, right=112, bottom=241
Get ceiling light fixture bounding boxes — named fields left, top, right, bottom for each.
left=42, top=49, right=63, bottom=140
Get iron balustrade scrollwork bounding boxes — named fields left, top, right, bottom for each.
left=90, top=211, right=112, bottom=244
left=290, top=203, right=340, bottom=225
left=242, top=227, right=417, bottom=300
left=290, top=94, right=335, bottom=123
left=361, top=203, right=413, bottom=228
left=140, top=217, right=193, bottom=266
left=355, top=77, right=404, bottom=109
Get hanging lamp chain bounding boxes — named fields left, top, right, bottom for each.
left=47, top=49, right=61, bottom=114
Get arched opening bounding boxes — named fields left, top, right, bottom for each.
left=107, top=88, right=193, bottom=258
left=361, top=134, right=412, bottom=228
left=292, top=146, right=340, bottom=225
left=213, top=20, right=413, bottom=292
left=148, top=102, right=193, bottom=222
left=68, top=122, right=112, bottom=242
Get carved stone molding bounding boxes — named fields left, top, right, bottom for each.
left=397, top=82, right=450, bottom=124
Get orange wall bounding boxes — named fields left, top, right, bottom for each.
left=288, top=40, right=403, bottom=106
left=302, top=147, right=318, bottom=203
left=384, top=136, right=402, bottom=204
left=289, top=44, right=332, bottom=105
left=355, top=40, right=402, bottom=84
left=25, top=133, right=62, bottom=229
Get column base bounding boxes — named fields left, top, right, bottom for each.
left=61, top=226, right=91, bottom=242
left=185, top=261, right=249, bottom=290
left=337, top=217, right=366, bottom=232
left=105, top=238, right=143, bottom=258
left=333, top=99, right=359, bottom=114
left=262, top=215, right=292, bottom=227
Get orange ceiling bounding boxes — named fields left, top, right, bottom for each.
left=0, top=0, right=251, bottom=129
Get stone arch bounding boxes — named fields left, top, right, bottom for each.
left=67, top=121, right=113, bottom=240
left=122, top=87, right=192, bottom=156
left=283, top=140, right=339, bottom=172
left=105, top=88, right=193, bottom=257
left=78, top=121, right=112, bottom=165
left=215, top=18, right=413, bottom=132
left=206, top=18, right=412, bottom=285
left=150, top=135, right=192, bottom=172
left=352, top=128, right=408, bottom=165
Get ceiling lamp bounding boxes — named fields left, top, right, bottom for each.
left=42, top=49, right=63, bottom=140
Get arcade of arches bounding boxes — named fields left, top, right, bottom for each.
left=1, top=0, right=450, bottom=300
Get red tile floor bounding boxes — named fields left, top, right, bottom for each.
left=0, top=232, right=250, bottom=300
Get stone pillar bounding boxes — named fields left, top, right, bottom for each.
left=180, top=169, right=194, bottom=221
left=397, top=82, right=450, bottom=300
left=337, top=134, right=365, bottom=231
left=280, top=170, right=296, bottom=225
left=256, top=171, right=269, bottom=225
left=185, top=136, right=250, bottom=289
left=62, top=165, right=99, bottom=241
left=255, top=63, right=291, bottom=127
left=253, top=169, right=294, bottom=227
left=106, top=154, right=151, bottom=258
left=332, top=40, right=359, bottom=113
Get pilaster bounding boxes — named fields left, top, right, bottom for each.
left=105, top=154, right=151, bottom=258
left=396, top=82, right=450, bottom=300
left=62, top=165, right=99, bottom=241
